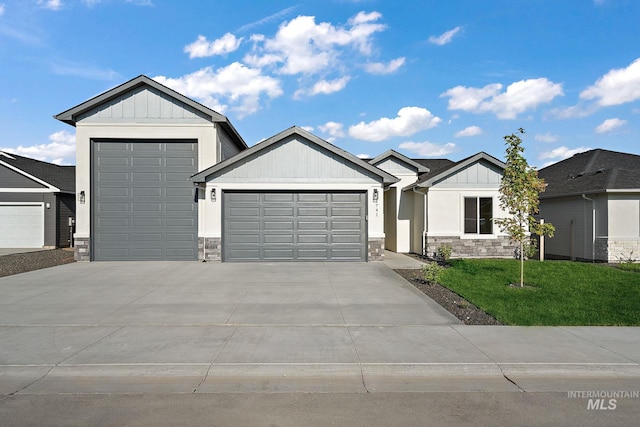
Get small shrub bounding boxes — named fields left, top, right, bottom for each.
left=421, top=262, right=444, bottom=285
left=514, top=238, right=538, bottom=260
left=617, top=250, right=637, bottom=264
left=436, top=244, right=452, bottom=262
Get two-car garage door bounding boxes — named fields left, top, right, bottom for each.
left=223, top=191, right=367, bottom=262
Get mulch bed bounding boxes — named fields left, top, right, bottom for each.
left=394, top=268, right=502, bottom=325
left=0, top=249, right=75, bottom=278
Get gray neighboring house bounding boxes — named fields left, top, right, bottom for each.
left=0, top=151, right=75, bottom=248
left=538, top=149, right=640, bottom=262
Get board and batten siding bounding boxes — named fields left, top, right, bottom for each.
left=77, top=86, right=210, bottom=123
left=219, top=126, right=243, bottom=161
left=433, top=160, right=502, bottom=188
left=374, top=157, right=418, bottom=175
left=211, top=137, right=380, bottom=183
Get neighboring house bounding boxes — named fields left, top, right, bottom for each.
left=0, top=151, right=75, bottom=248
left=56, top=75, right=515, bottom=262
left=538, top=149, right=640, bottom=262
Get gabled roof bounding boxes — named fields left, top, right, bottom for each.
left=404, top=151, right=505, bottom=191
left=0, top=151, right=75, bottom=193
left=538, top=149, right=640, bottom=198
left=54, top=74, right=247, bottom=150
left=369, top=149, right=430, bottom=173
left=190, top=126, right=400, bottom=185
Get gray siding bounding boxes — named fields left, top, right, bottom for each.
left=0, top=164, right=48, bottom=188
left=219, top=125, right=243, bottom=161
left=213, top=137, right=379, bottom=183
left=434, top=160, right=502, bottom=188
left=57, top=193, right=75, bottom=247
left=539, top=196, right=596, bottom=260
left=374, top=157, right=417, bottom=175
left=78, top=87, right=211, bottom=124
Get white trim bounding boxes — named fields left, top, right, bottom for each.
left=0, top=188, right=57, bottom=193
left=0, top=160, right=61, bottom=192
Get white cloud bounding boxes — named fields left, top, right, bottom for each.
left=154, top=64, right=283, bottom=117
left=1, top=130, right=76, bottom=165
left=442, top=78, right=564, bottom=119
left=399, top=141, right=457, bottom=157
left=580, top=58, right=640, bottom=106
left=356, top=153, right=370, bottom=159
left=184, top=33, right=243, bottom=59
left=364, top=57, right=405, bottom=75
left=300, top=126, right=314, bottom=132
left=0, top=4, right=5, bottom=15
left=349, top=106, right=441, bottom=142
left=534, top=132, right=559, bottom=143
left=539, top=146, right=590, bottom=161
left=455, top=125, right=482, bottom=137
left=38, top=0, right=62, bottom=10
left=294, top=76, right=350, bottom=98
left=249, top=11, right=386, bottom=76
left=428, top=26, right=462, bottom=45
left=318, top=121, right=345, bottom=139
left=235, top=6, right=298, bottom=33
left=595, top=118, right=627, bottom=133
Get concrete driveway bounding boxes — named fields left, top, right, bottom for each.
left=1, top=257, right=639, bottom=394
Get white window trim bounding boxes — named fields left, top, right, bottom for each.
left=461, top=195, right=495, bottom=237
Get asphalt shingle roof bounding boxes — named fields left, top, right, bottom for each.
left=0, top=152, right=75, bottom=192
left=538, top=149, right=640, bottom=198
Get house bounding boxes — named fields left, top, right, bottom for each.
left=374, top=150, right=514, bottom=258
left=56, top=75, right=515, bottom=262
left=0, top=152, right=75, bottom=248
left=538, top=149, right=640, bottom=262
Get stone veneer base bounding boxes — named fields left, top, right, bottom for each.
left=199, top=237, right=222, bottom=262
left=425, top=235, right=515, bottom=259
left=368, top=238, right=385, bottom=261
left=74, top=237, right=90, bottom=261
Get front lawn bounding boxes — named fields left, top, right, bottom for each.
left=438, top=259, right=640, bottom=326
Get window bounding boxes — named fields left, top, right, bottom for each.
left=464, top=197, right=493, bottom=234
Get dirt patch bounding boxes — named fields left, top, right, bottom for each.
left=0, top=249, right=75, bottom=278
left=394, top=268, right=502, bottom=325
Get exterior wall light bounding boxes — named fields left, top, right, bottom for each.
left=79, top=191, right=85, bottom=204
left=210, top=188, right=216, bottom=202
left=373, top=188, right=379, bottom=202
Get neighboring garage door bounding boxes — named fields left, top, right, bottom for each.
left=0, top=204, right=44, bottom=248
left=92, top=140, right=198, bottom=261
left=223, top=191, right=366, bottom=262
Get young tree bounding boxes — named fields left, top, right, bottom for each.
left=495, top=128, right=555, bottom=287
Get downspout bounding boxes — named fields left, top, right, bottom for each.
left=582, top=194, right=596, bottom=261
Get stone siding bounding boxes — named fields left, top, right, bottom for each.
left=74, top=237, right=90, bottom=261
left=425, top=235, right=515, bottom=259
left=199, top=237, right=221, bottom=262
left=605, top=239, right=640, bottom=263
left=368, top=238, right=385, bottom=261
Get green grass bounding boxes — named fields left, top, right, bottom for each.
left=438, top=259, right=640, bottom=326
left=615, top=263, right=640, bottom=273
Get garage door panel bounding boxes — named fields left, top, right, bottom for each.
left=93, top=140, right=197, bottom=261
left=0, top=205, right=44, bottom=248
left=223, top=191, right=365, bottom=262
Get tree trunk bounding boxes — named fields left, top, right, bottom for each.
left=520, top=240, right=524, bottom=287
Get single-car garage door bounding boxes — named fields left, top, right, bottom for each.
left=0, top=204, right=44, bottom=248
left=223, top=191, right=366, bottom=262
left=92, top=140, right=198, bottom=261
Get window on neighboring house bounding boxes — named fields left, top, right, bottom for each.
left=464, top=197, right=493, bottom=234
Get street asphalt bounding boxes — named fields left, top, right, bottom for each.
left=0, top=251, right=638, bottom=396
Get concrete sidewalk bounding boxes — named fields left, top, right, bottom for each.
left=1, top=256, right=639, bottom=394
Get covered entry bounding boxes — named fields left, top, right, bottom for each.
left=92, top=139, right=198, bottom=260
left=223, top=191, right=366, bottom=262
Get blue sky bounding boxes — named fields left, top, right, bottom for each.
left=0, top=0, right=639, bottom=167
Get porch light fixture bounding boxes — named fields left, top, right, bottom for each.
left=373, top=189, right=379, bottom=202
left=79, top=191, right=85, bottom=204
left=210, top=188, right=216, bottom=202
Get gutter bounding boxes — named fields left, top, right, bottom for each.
left=582, top=194, right=596, bottom=261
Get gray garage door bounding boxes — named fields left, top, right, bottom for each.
left=92, top=140, right=198, bottom=261
left=223, top=191, right=366, bottom=262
